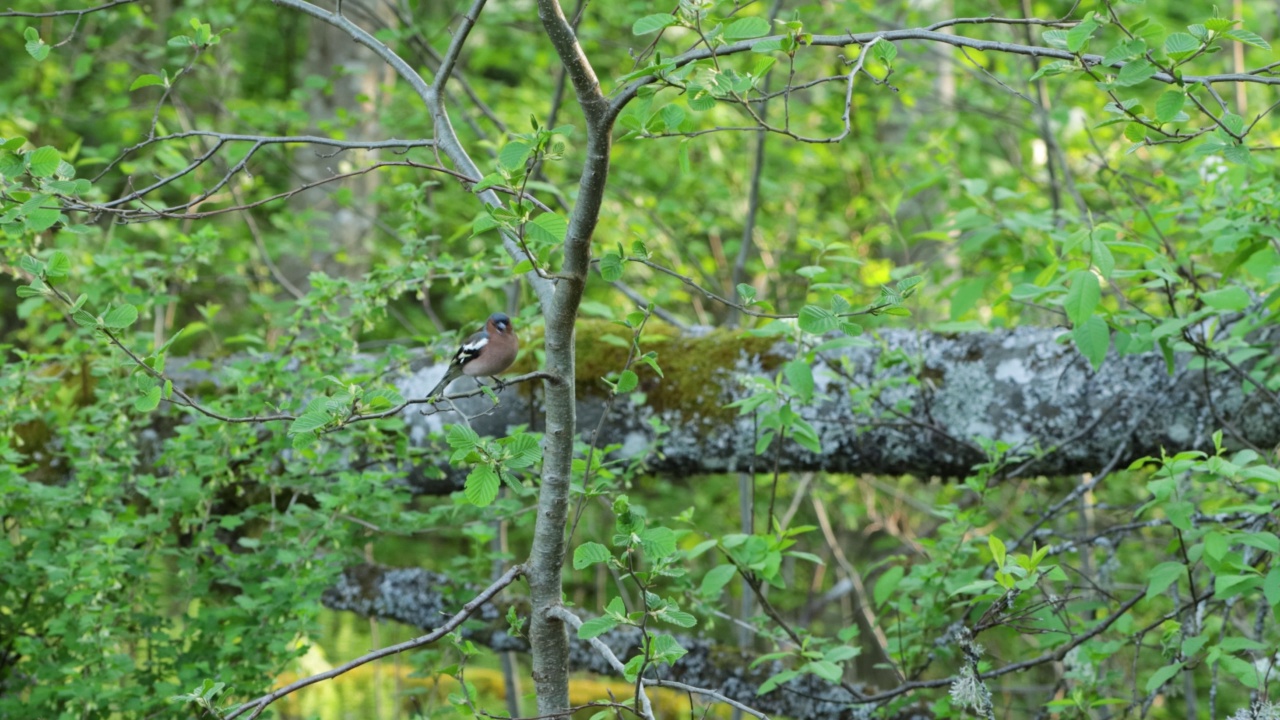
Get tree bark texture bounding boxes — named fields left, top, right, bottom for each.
left=323, top=564, right=931, bottom=720
left=398, top=324, right=1278, bottom=484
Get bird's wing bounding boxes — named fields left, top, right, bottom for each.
left=451, top=328, right=489, bottom=367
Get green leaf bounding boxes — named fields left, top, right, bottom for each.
left=757, top=669, right=798, bottom=695
left=465, top=464, right=500, bottom=506
left=724, top=17, right=770, bottom=40
left=1224, top=29, right=1270, bottom=51
left=1219, top=654, right=1260, bottom=689
left=1146, top=662, right=1184, bottom=693
left=650, top=634, right=687, bottom=664
left=873, top=565, right=904, bottom=608
left=1100, top=38, right=1152, bottom=64
left=289, top=410, right=329, bottom=434
left=700, top=564, right=737, bottom=598
left=15, top=283, right=45, bottom=298
left=525, top=212, right=567, bottom=245
left=24, top=205, right=61, bottom=233
left=660, top=104, right=685, bottom=132
left=102, top=304, right=138, bottom=330
left=659, top=608, right=697, bottom=628
left=502, top=433, right=542, bottom=469
left=797, top=305, right=838, bottom=334
left=633, top=14, right=678, bottom=35
left=45, top=251, right=70, bottom=279
left=26, top=146, right=60, bottom=177
left=1029, top=60, right=1076, bottom=82
left=621, top=654, right=645, bottom=682
left=615, top=370, right=638, bottom=394
left=751, top=37, right=785, bottom=53
left=129, top=74, right=167, bottom=91
left=599, top=252, right=624, bottom=282
left=1063, top=270, right=1100, bottom=325
left=1200, top=286, right=1249, bottom=311
left=1091, top=237, right=1115, bottom=279
left=1154, top=91, right=1185, bottom=123
left=807, top=660, right=843, bottom=684
left=497, top=141, right=531, bottom=171
left=71, top=309, right=97, bottom=328
left=639, top=527, right=677, bottom=559
left=1072, top=315, right=1110, bottom=370
left=577, top=615, right=619, bottom=639
left=784, top=359, right=813, bottom=402
left=1115, top=59, right=1157, bottom=86
left=1264, top=568, right=1280, bottom=607
left=472, top=212, right=499, bottom=236
left=24, top=28, right=50, bottom=61
left=1220, top=113, right=1245, bottom=135
left=1163, top=32, right=1200, bottom=58
left=573, top=542, right=611, bottom=569
left=871, top=40, right=898, bottom=64
left=135, top=385, right=162, bottom=412
left=988, top=534, right=1007, bottom=570
left=1145, top=561, right=1184, bottom=599
left=1066, top=18, right=1098, bottom=52
left=447, top=423, right=480, bottom=452
left=471, top=172, right=504, bottom=193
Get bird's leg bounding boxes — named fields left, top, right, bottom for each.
left=491, top=376, right=508, bottom=393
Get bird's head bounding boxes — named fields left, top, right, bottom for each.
left=489, top=313, right=513, bottom=335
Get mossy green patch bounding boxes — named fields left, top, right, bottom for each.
left=506, top=320, right=785, bottom=420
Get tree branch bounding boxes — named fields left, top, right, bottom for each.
left=227, top=564, right=524, bottom=720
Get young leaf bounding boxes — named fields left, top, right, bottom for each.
left=26, top=146, right=60, bottom=177
left=599, top=252, right=624, bottom=281
left=615, top=370, right=639, bottom=394
left=102, top=304, right=139, bottom=330
left=289, top=410, right=330, bottom=434
left=1154, top=91, right=1185, bottom=123
left=573, top=542, right=611, bottom=569
left=44, top=251, right=70, bottom=278
left=797, top=305, right=838, bottom=334
left=1223, top=29, right=1270, bottom=51
left=135, top=386, right=163, bottom=412
left=129, top=74, right=167, bottom=91
left=633, top=14, right=678, bottom=35
left=873, top=565, right=904, bottom=608
left=1072, top=315, right=1110, bottom=370
left=1115, top=59, right=1157, bottom=86
left=724, top=17, right=770, bottom=40
left=577, top=615, right=619, bottom=639
left=700, top=564, right=737, bottom=598
left=1063, top=270, right=1100, bottom=326
left=465, top=464, right=500, bottom=507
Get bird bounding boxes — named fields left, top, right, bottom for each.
left=427, top=312, right=520, bottom=399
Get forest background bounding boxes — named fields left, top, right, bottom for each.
left=2, top=0, right=1280, bottom=719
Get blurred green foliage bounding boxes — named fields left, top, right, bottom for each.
left=2, top=0, right=1279, bottom=718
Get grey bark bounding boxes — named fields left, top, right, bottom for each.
left=527, top=0, right=616, bottom=714
left=397, top=326, right=1278, bottom=485
left=323, top=564, right=932, bottom=720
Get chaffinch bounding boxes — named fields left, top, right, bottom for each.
left=427, top=312, right=520, bottom=398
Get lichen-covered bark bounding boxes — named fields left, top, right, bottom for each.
left=323, top=564, right=930, bottom=720
left=401, top=326, right=1278, bottom=482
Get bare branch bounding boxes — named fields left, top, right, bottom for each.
left=614, top=26, right=1280, bottom=112
left=0, top=0, right=135, bottom=17
left=226, top=564, right=524, bottom=720
left=548, top=607, right=657, bottom=720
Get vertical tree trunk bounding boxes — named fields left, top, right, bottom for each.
left=527, top=2, right=615, bottom=713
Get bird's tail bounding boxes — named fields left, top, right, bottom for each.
left=427, top=366, right=463, bottom=399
